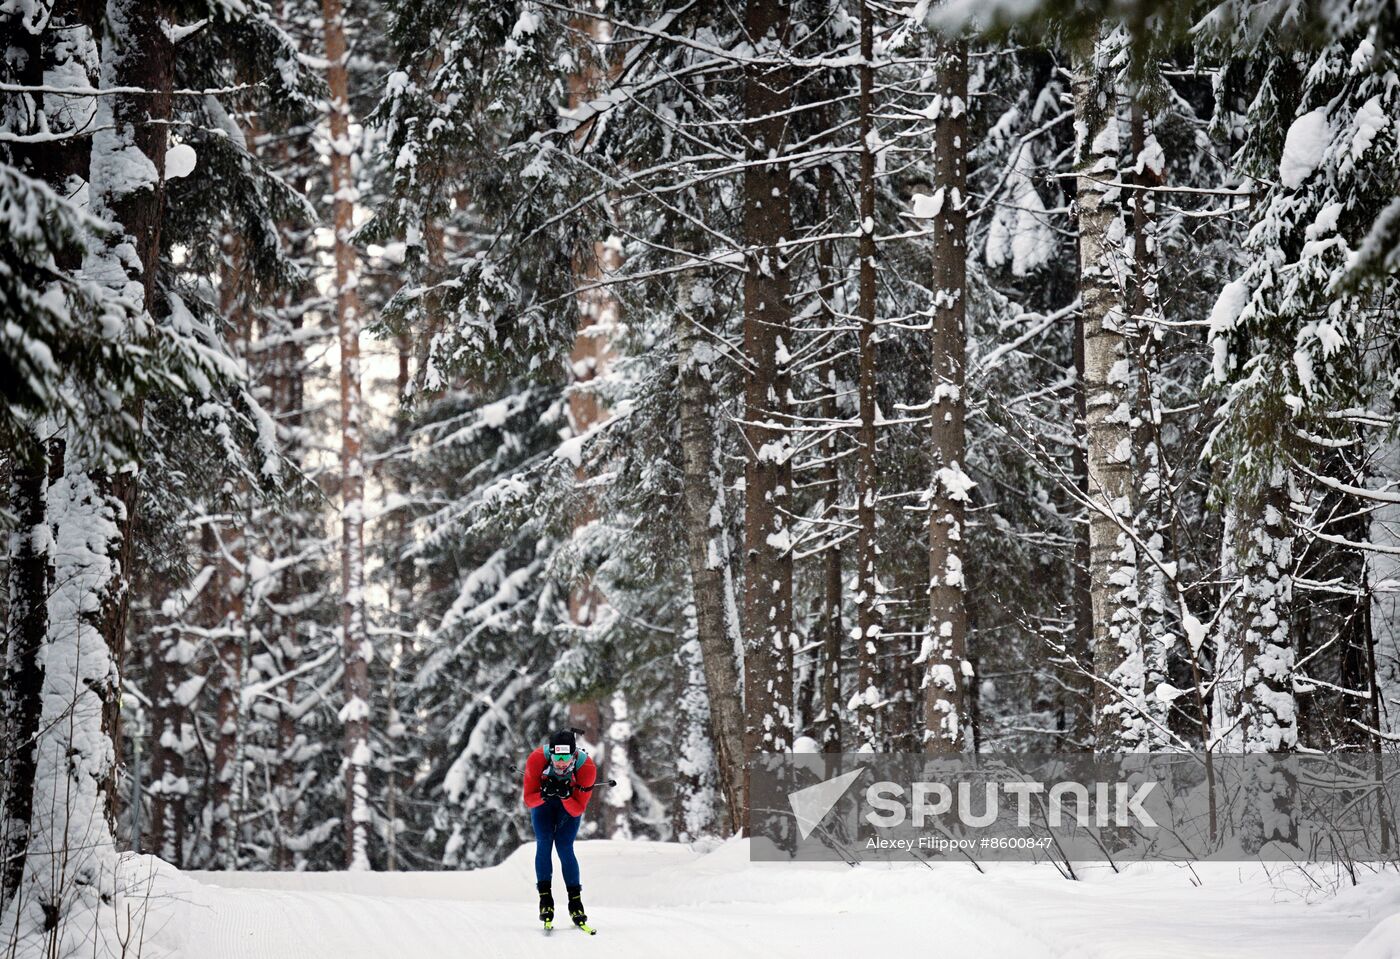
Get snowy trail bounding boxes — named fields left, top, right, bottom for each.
left=178, top=887, right=1030, bottom=959
left=127, top=840, right=1398, bottom=959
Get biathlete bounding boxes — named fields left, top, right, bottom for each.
left=522, top=728, right=598, bottom=934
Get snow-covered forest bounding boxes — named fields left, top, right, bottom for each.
left=2, top=0, right=1400, bottom=955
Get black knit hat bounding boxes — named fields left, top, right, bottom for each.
left=548, top=729, right=577, bottom=756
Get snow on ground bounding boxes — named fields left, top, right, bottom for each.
left=119, top=839, right=1400, bottom=959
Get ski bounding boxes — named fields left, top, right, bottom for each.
left=542, top=921, right=553, bottom=936
left=574, top=921, right=597, bottom=936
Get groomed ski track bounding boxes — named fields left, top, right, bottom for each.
left=124, top=839, right=1395, bottom=958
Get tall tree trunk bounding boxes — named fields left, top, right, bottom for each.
left=92, top=0, right=172, bottom=827
left=1, top=439, right=51, bottom=906
left=0, top=29, right=51, bottom=912
left=1066, top=301, right=1094, bottom=747
left=741, top=0, right=795, bottom=795
left=675, top=599, right=718, bottom=841
left=272, top=676, right=297, bottom=869
left=1127, top=102, right=1171, bottom=749
left=923, top=36, right=970, bottom=756
left=852, top=0, right=884, bottom=752
left=818, top=395, right=846, bottom=755
left=815, top=162, right=844, bottom=754
left=322, top=0, right=371, bottom=870
left=1061, top=147, right=1094, bottom=749
left=889, top=569, right=925, bottom=752
left=0, top=21, right=52, bottom=871
left=7, top=437, right=140, bottom=953
left=0, top=14, right=99, bottom=895
left=1233, top=457, right=1297, bottom=852
left=1238, top=462, right=1297, bottom=753
left=675, top=265, right=746, bottom=835
left=148, top=623, right=187, bottom=865
left=4, top=0, right=171, bottom=947
left=1072, top=41, right=1141, bottom=752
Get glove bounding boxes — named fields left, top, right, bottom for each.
left=541, top=778, right=571, bottom=799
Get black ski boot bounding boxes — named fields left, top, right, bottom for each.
left=537, top=881, right=554, bottom=924
left=567, top=884, right=595, bottom=934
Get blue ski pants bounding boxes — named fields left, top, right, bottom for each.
left=531, top=799, right=581, bottom=887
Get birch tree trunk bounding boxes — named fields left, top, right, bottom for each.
left=322, top=0, right=371, bottom=870
left=1072, top=40, right=1142, bottom=752
left=742, top=0, right=795, bottom=774
left=923, top=36, right=970, bottom=755
left=675, top=266, right=746, bottom=835
left=852, top=0, right=884, bottom=752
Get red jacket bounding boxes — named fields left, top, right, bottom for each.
left=522, top=747, right=597, bottom=818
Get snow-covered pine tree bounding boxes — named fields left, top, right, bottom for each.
left=1204, top=4, right=1400, bottom=762
left=740, top=0, right=797, bottom=767
left=850, top=0, right=886, bottom=753
left=922, top=21, right=972, bottom=756
left=1, top=0, right=314, bottom=947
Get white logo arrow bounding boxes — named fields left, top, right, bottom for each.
left=787, top=767, right=866, bottom=840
